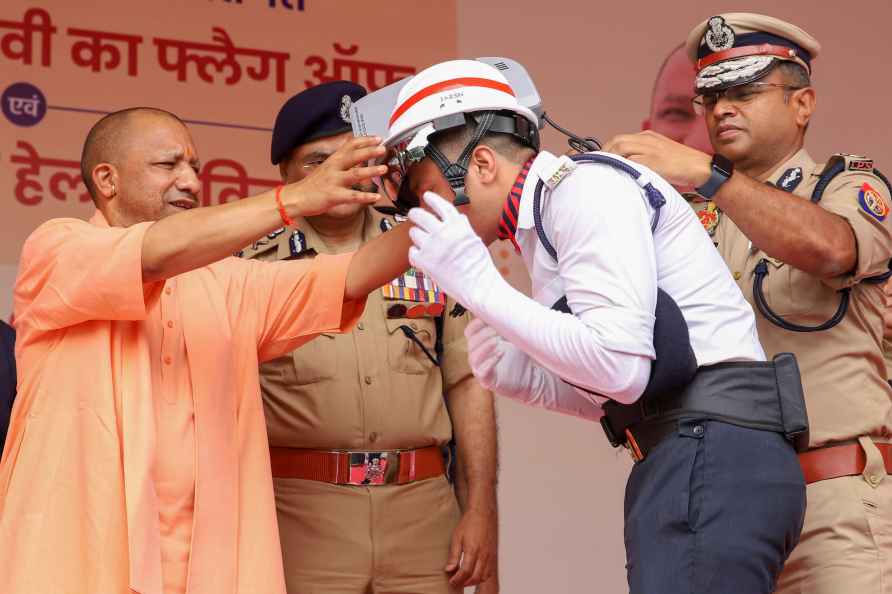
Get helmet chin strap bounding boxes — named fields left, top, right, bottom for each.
left=425, top=111, right=497, bottom=208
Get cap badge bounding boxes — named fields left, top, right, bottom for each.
left=340, top=95, right=353, bottom=124
left=705, top=16, right=736, bottom=52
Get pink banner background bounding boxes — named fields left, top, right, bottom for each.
left=2, top=2, right=890, bottom=592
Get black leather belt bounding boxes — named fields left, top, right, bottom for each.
left=601, top=353, right=809, bottom=462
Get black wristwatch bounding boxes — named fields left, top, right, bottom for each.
left=695, top=154, right=735, bottom=199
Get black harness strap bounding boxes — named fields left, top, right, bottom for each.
left=532, top=154, right=697, bottom=402
left=532, top=153, right=666, bottom=261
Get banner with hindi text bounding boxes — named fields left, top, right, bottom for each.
left=0, top=0, right=457, bottom=318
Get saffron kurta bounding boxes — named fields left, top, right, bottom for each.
left=0, top=211, right=366, bottom=594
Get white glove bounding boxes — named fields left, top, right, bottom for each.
left=465, top=318, right=603, bottom=421
left=409, top=191, right=648, bottom=405
left=407, top=191, right=502, bottom=312
left=465, top=318, right=529, bottom=399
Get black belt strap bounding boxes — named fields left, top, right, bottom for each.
left=601, top=353, right=809, bottom=452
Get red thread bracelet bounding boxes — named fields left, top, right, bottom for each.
left=275, top=185, right=294, bottom=227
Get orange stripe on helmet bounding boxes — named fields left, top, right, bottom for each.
left=388, top=77, right=516, bottom=128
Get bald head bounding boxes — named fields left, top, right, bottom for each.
left=643, top=45, right=712, bottom=154
left=649, top=44, right=687, bottom=105
left=80, top=107, right=185, bottom=201
left=79, top=107, right=201, bottom=227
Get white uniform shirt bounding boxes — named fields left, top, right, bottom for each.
left=481, top=150, right=764, bottom=414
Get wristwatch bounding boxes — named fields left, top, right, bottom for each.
left=695, top=154, right=735, bottom=199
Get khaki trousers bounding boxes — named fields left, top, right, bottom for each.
left=274, top=475, right=461, bottom=594
left=777, top=436, right=892, bottom=594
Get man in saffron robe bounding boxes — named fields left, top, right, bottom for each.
left=0, top=107, right=414, bottom=594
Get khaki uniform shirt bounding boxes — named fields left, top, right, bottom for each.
left=702, top=149, right=892, bottom=446
left=242, top=207, right=473, bottom=451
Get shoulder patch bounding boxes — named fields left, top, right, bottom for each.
left=858, top=182, right=889, bottom=222
left=289, top=229, right=308, bottom=257
left=777, top=167, right=803, bottom=192
left=542, top=155, right=577, bottom=191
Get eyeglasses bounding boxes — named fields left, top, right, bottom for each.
left=692, top=82, right=806, bottom=115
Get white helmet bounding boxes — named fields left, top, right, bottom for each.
left=385, top=59, right=538, bottom=148
left=380, top=60, right=540, bottom=211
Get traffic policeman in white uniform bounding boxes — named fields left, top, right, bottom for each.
left=368, top=59, right=809, bottom=594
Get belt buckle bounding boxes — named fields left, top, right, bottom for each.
left=624, top=428, right=644, bottom=462
left=348, top=452, right=392, bottom=485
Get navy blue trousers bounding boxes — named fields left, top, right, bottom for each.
left=624, top=419, right=806, bottom=594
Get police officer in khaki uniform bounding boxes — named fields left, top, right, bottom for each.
left=241, top=81, right=499, bottom=594
left=606, top=13, right=892, bottom=594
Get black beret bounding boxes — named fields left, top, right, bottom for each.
left=270, top=81, right=367, bottom=165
